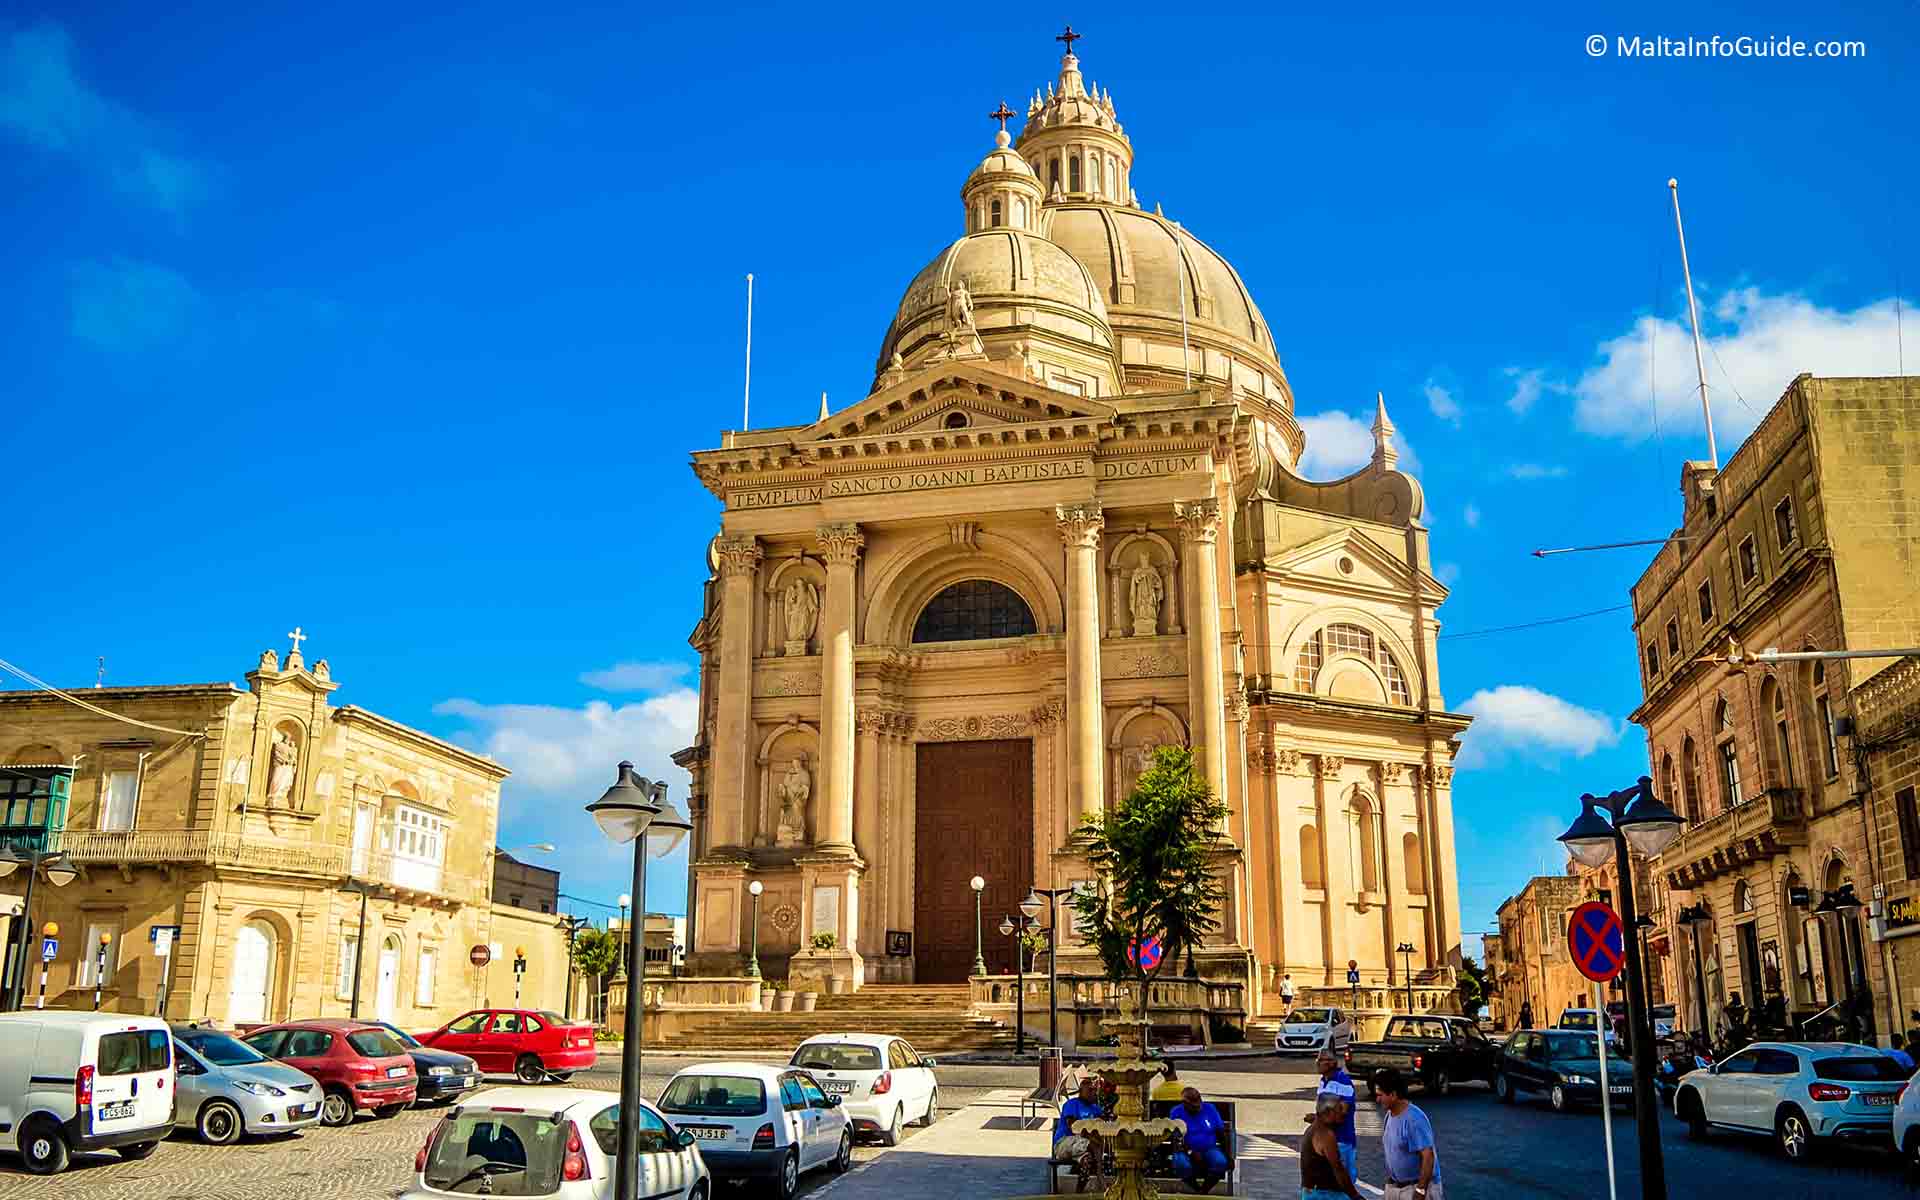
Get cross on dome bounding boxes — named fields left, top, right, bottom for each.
left=1056, top=25, right=1081, bottom=53
left=989, top=101, right=1015, bottom=132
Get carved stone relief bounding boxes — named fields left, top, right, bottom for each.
left=915, top=712, right=1030, bottom=741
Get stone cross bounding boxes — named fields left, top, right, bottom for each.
left=989, top=101, right=1015, bottom=133
left=286, top=626, right=307, bottom=655
left=1056, top=25, right=1081, bottom=53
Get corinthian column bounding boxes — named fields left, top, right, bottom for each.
left=815, top=522, right=865, bottom=854
left=710, top=536, right=763, bottom=849
left=1056, top=504, right=1106, bottom=824
left=1176, top=498, right=1227, bottom=800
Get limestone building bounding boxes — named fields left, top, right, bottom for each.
left=677, top=36, right=1467, bottom=1007
left=0, top=637, right=569, bottom=1023
left=1491, top=875, right=1587, bottom=1027
left=1632, top=375, right=1920, bottom=1044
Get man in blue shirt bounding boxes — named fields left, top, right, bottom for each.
left=1371, top=1068, right=1443, bottom=1200
left=1052, top=1076, right=1107, bottom=1193
left=1310, top=1050, right=1359, bottom=1182
left=1887, top=1031, right=1916, bottom=1072
left=1170, top=1086, right=1231, bottom=1194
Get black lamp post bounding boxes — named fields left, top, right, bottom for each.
left=1675, top=903, right=1712, bottom=1041
left=1395, top=942, right=1416, bottom=1012
left=998, top=915, right=1032, bottom=1055
left=587, top=762, right=692, bottom=1200
left=1812, top=884, right=1866, bottom=1037
left=1559, top=777, right=1684, bottom=1200
left=1022, top=886, right=1075, bottom=1053
left=0, top=850, right=77, bottom=1012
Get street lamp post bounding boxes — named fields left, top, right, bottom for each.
left=1022, top=886, right=1076, bottom=1054
left=0, top=850, right=78, bottom=1012
left=1813, top=885, right=1866, bottom=1038
left=1396, top=942, right=1416, bottom=1012
left=998, top=915, right=1033, bottom=1055
left=1559, top=776, right=1684, bottom=1200
left=746, top=881, right=764, bottom=979
left=615, top=893, right=632, bottom=981
left=558, top=915, right=588, bottom=1020
left=342, top=877, right=374, bottom=1018
left=587, top=762, right=692, bottom=1200
left=969, top=875, right=986, bottom=977
left=1676, top=903, right=1712, bottom=1040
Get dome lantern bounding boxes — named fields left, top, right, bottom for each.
left=961, top=103, right=1043, bottom=234
left=1016, top=28, right=1133, bottom=207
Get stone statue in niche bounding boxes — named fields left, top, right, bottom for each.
left=1128, top=552, right=1164, bottom=636
left=1120, top=738, right=1163, bottom=798
left=774, top=755, right=811, bottom=847
left=266, top=729, right=298, bottom=805
left=782, top=579, right=819, bottom=656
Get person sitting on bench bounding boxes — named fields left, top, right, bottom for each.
left=1170, top=1085, right=1231, bottom=1194
left=1052, top=1076, right=1108, bottom=1193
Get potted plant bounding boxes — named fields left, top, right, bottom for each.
left=770, top=980, right=794, bottom=1012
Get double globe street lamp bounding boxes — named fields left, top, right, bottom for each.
left=587, top=762, right=692, bottom=1200
left=0, top=849, right=78, bottom=1012
left=1557, top=776, right=1684, bottom=1200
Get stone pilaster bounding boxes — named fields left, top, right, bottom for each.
left=710, top=536, right=762, bottom=850
left=1057, top=504, right=1106, bottom=824
left=815, top=523, right=865, bottom=854
left=1175, top=498, right=1228, bottom=801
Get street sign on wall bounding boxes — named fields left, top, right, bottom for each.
left=1567, top=901, right=1625, bottom=983
left=470, top=944, right=493, bottom=967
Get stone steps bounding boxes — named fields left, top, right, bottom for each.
left=649, top=983, right=1019, bottom=1053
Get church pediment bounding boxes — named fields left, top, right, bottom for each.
left=806, top=362, right=1114, bottom=443
left=1263, top=528, right=1445, bottom=598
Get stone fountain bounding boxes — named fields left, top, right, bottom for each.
left=1072, top=986, right=1182, bottom=1200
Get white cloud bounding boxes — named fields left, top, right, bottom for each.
left=1296, top=410, right=1420, bottom=479
left=67, top=257, right=204, bottom=352
left=1507, top=463, right=1568, bottom=480
left=434, top=691, right=698, bottom=796
left=579, top=661, right=690, bottom=692
left=1463, top=503, right=1481, bottom=528
left=1504, top=367, right=1555, bottom=416
left=1566, top=287, right=1914, bottom=444
left=1435, top=562, right=1462, bottom=587
left=1455, top=685, right=1623, bottom=769
left=1424, top=379, right=1461, bottom=425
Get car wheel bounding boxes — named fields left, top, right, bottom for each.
left=515, top=1054, right=545, bottom=1084
left=879, top=1105, right=903, bottom=1147
left=1776, top=1107, right=1813, bottom=1162
left=198, top=1098, right=244, bottom=1145
left=832, top=1128, right=853, bottom=1173
left=689, top=1183, right=708, bottom=1200
left=1493, top=1073, right=1514, bottom=1104
left=319, top=1088, right=355, bottom=1127
left=1904, top=1129, right=1920, bottom=1176
left=1679, top=1091, right=1709, bottom=1140
left=917, top=1088, right=939, bottom=1126
left=1550, top=1084, right=1570, bottom=1113
left=1428, top=1069, right=1452, bottom=1098
left=776, top=1149, right=800, bottom=1200
left=20, top=1118, right=70, bottom=1175
left=117, top=1141, right=160, bottom=1161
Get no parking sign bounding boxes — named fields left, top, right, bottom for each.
left=1566, top=901, right=1625, bottom=983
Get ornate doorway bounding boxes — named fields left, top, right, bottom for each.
left=913, top=739, right=1033, bottom=983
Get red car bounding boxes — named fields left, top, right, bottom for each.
left=242, top=1018, right=418, bottom=1126
left=415, top=1008, right=597, bottom=1083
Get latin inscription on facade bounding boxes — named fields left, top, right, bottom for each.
left=727, top=454, right=1208, bottom=510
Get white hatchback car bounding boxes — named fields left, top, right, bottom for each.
left=659, top=1063, right=851, bottom=1200
left=789, top=1034, right=940, bottom=1145
left=1274, top=1007, right=1355, bottom=1055
left=1672, top=1041, right=1909, bottom=1161
left=1893, top=1063, right=1920, bottom=1170
left=403, top=1086, right=710, bottom=1200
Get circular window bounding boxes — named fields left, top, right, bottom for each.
left=1338, top=557, right=1355, bottom=575
left=944, top=411, right=970, bottom=429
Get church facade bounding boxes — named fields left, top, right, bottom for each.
left=678, top=37, right=1468, bottom=1005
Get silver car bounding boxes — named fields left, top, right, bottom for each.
left=172, top=1025, right=324, bottom=1144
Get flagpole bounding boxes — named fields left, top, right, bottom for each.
left=743, top=273, right=755, bottom=431
left=1668, top=180, right=1716, bottom=468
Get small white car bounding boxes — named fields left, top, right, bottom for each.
left=0, top=1011, right=176, bottom=1174
left=1274, top=1007, right=1355, bottom=1055
left=1893, top=1064, right=1920, bottom=1171
left=403, top=1086, right=710, bottom=1200
left=659, top=1062, right=851, bottom=1200
left=1672, top=1041, right=1909, bottom=1161
left=789, top=1033, right=939, bottom=1144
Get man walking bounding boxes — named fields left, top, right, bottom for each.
left=1371, top=1068, right=1443, bottom=1200
left=1306, top=1050, right=1359, bottom=1183
left=1518, top=999, right=1533, bottom=1030
left=1281, top=971, right=1298, bottom=1011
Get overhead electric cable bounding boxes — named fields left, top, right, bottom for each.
left=0, top=654, right=206, bottom=738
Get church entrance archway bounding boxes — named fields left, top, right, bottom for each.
left=913, top=739, right=1032, bottom=983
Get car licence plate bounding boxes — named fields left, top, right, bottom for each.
left=1864, top=1092, right=1896, bottom=1107
left=685, top=1126, right=731, bottom=1141
left=824, top=1081, right=854, bottom=1094
left=97, top=1100, right=137, bottom=1121
left=386, top=1066, right=408, bottom=1078
left=1608, top=1086, right=1631, bottom=1095
left=289, top=1104, right=316, bottom=1118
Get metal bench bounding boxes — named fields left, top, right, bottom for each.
left=1022, top=1069, right=1076, bottom=1129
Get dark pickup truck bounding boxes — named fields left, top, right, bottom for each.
left=1344, top=1015, right=1501, bottom=1097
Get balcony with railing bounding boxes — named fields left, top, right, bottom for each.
left=58, top=829, right=480, bottom=906
left=1661, top=786, right=1806, bottom=889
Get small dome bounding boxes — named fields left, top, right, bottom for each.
left=966, top=135, right=1038, bottom=188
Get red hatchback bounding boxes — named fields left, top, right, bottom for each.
left=416, top=1008, right=597, bottom=1083
left=242, top=1018, right=418, bottom=1126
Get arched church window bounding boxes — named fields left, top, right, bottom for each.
left=1300, top=825, right=1323, bottom=889
left=911, top=580, right=1037, bottom=643
left=1015, top=198, right=1029, bottom=226
left=1292, top=623, right=1413, bottom=704
left=990, top=198, right=1002, bottom=227
left=1049, top=158, right=1061, bottom=192
left=1352, top=794, right=1380, bottom=893
left=1069, top=155, right=1082, bottom=193
left=1089, top=153, right=1103, bottom=195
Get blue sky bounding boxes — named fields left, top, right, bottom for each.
left=5, top=5, right=1915, bottom=947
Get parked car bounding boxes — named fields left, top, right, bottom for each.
left=1556, top=1008, right=1618, bottom=1047
left=172, top=1023, right=322, bottom=1143
left=372, top=1021, right=481, bottom=1106
left=1493, top=1029, right=1634, bottom=1111
left=416, top=1008, right=597, bottom=1083
left=788, top=1034, right=938, bottom=1145
left=1346, top=1014, right=1501, bottom=1097
left=1274, top=1006, right=1355, bottom=1055
left=0, top=1011, right=174, bottom=1174
left=242, top=1018, right=417, bottom=1127
left=403, top=1086, right=710, bottom=1200
left=658, top=1062, right=852, bottom=1199
left=1671, top=1041, right=1909, bottom=1161
left=1894, top=1066, right=1920, bottom=1172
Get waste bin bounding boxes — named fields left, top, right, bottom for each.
left=1039, top=1046, right=1064, bottom=1090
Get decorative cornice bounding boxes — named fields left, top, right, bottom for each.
left=1173, top=497, right=1220, bottom=545
left=816, top=522, right=866, bottom=565
left=855, top=707, right=913, bottom=738
left=715, top=536, right=763, bottom=578
left=1055, top=504, right=1105, bottom=548
left=915, top=712, right=1030, bottom=741
left=1029, top=697, right=1067, bottom=729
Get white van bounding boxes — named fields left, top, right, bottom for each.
left=0, top=1011, right=176, bottom=1173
